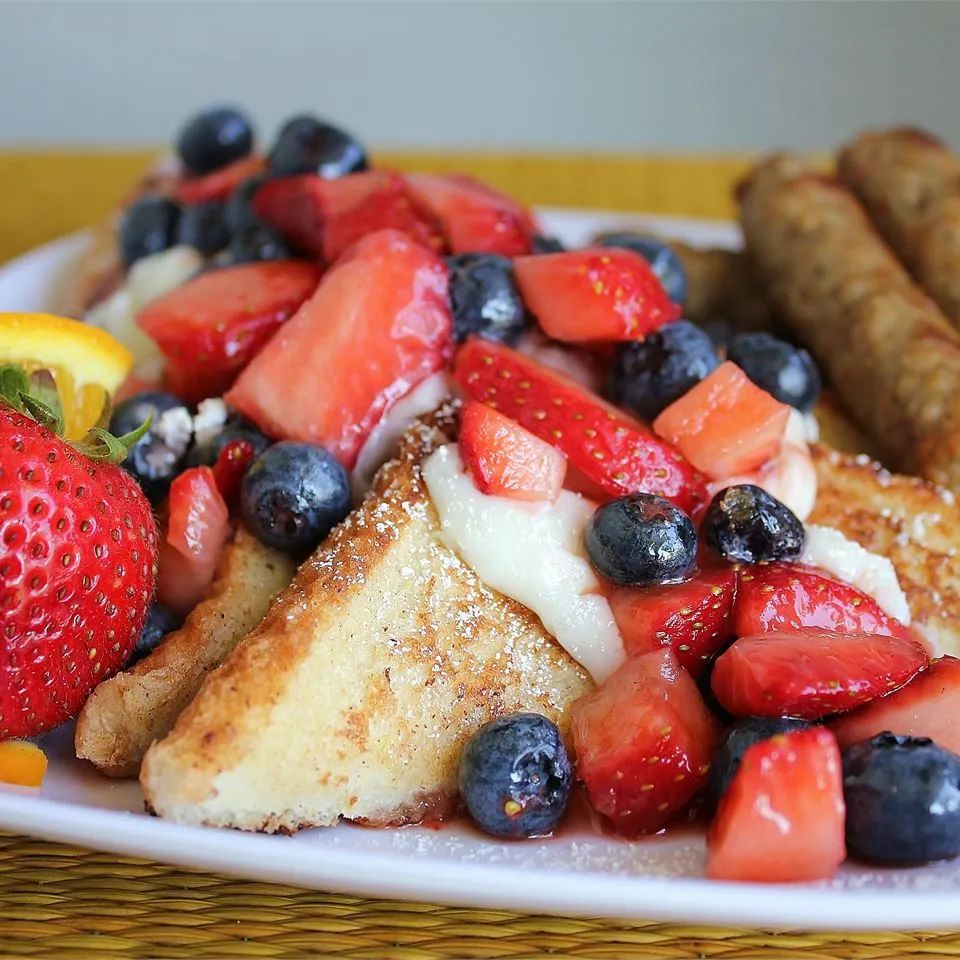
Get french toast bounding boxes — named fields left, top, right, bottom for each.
left=140, top=406, right=592, bottom=833
left=75, top=526, right=296, bottom=778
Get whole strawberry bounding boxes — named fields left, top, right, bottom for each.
left=0, top=369, right=158, bottom=738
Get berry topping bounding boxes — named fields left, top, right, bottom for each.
left=653, top=361, right=790, bottom=479
left=712, top=629, right=928, bottom=720
left=447, top=253, right=528, bottom=344
left=227, top=224, right=292, bottom=265
left=406, top=173, right=536, bottom=257
left=832, top=656, right=960, bottom=755
left=597, top=232, right=688, bottom=304
left=726, top=331, right=822, bottom=413
left=707, top=728, right=846, bottom=882
left=735, top=563, right=909, bottom=638
left=226, top=229, right=453, bottom=469
left=702, top=483, right=805, bottom=564
left=842, top=733, right=960, bottom=864
left=454, top=338, right=706, bottom=513
left=530, top=234, right=565, bottom=254
left=156, top=465, right=230, bottom=616
left=119, top=402, right=193, bottom=504
left=706, top=716, right=810, bottom=806
left=211, top=438, right=257, bottom=506
left=459, top=401, right=566, bottom=502
left=175, top=199, right=230, bottom=255
left=585, top=493, right=697, bottom=586
left=572, top=649, right=719, bottom=835
left=0, top=385, right=158, bottom=738
left=138, top=260, right=320, bottom=403
left=176, top=106, right=255, bottom=177
left=458, top=713, right=573, bottom=839
left=514, top=249, right=681, bottom=343
left=267, top=115, right=367, bottom=178
left=129, top=603, right=183, bottom=666
left=608, top=320, right=719, bottom=422
left=240, top=441, right=351, bottom=554
left=175, top=155, right=265, bottom=205
left=119, top=196, right=180, bottom=269
left=608, top=564, right=736, bottom=674
left=109, top=390, right=182, bottom=438
left=195, top=412, right=271, bottom=467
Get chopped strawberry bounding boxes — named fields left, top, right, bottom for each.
left=571, top=649, right=720, bottom=835
left=138, top=261, right=320, bottom=404
left=707, top=727, right=846, bottom=882
left=254, top=171, right=444, bottom=263
left=405, top=173, right=536, bottom=256
left=226, top=229, right=453, bottom=469
left=174, top=155, right=265, bottom=204
left=454, top=338, right=706, bottom=513
left=609, top=565, right=737, bottom=675
left=832, top=656, right=960, bottom=754
left=514, top=249, right=680, bottom=342
left=459, top=401, right=566, bottom=501
left=212, top=439, right=256, bottom=507
left=653, top=362, right=790, bottom=479
left=735, top=563, right=910, bottom=639
left=712, top=629, right=928, bottom=720
left=156, top=466, right=230, bottom=616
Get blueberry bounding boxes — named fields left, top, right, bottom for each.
left=843, top=733, right=960, bottom=864
left=727, top=332, right=822, bottom=413
left=228, top=225, right=292, bottom=264
left=267, top=115, right=367, bottom=178
left=707, top=717, right=811, bottom=806
left=112, top=399, right=193, bottom=504
left=609, top=321, right=719, bottom=421
left=459, top=713, right=572, bottom=839
left=110, top=390, right=182, bottom=438
left=530, top=234, right=565, bottom=254
left=241, top=441, right=351, bottom=553
left=585, top=493, right=696, bottom=586
left=597, top=232, right=688, bottom=304
left=209, top=415, right=271, bottom=463
left=176, top=200, right=230, bottom=255
left=119, top=196, right=180, bottom=268
left=176, top=106, right=254, bottom=177
left=224, top=176, right=267, bottom=235
left=447, top=253, right=528, bottom=344
left=703, top=484, right=805, bottom=564
left=129, top=603, right=182, bottom=665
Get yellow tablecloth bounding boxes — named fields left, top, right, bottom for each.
left=0, top=150, right=955, bottom=960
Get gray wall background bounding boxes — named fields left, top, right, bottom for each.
left=1, top=1, right=957, bottom=152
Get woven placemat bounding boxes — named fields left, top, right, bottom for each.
left=1, top=149, right=958, bottom=959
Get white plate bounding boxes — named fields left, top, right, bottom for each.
left=1, top=211, right=959, bottom=932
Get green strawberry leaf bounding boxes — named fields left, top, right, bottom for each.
left=19, top=393, right=64, bottom=435
left=0, top=364, right=31, bottom=413
left=74, top=417, right=152, bottom=464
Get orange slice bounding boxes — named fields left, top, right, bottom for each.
left=0, top=741, right=47, bottom=787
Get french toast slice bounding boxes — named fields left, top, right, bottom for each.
left=75, top=526, right=296, bottom=778
left=811, top=444, right=960, bottom=655
left=140, top=406, right=592, bottom=833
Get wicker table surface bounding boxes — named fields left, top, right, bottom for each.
left=0, top=149, right=956, bottom=960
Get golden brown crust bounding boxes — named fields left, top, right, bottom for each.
left=738, top=153, right=960, bottom=491
left=838, top=128, right=960, bottom=326
left=140, top=405, right=592, bottom=833
left=75, top=527, right=296, bottom=777
left=811, top=444, right=960, bottom=654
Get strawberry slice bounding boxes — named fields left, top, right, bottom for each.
left=712, top=629, right=928, bottom=720
left=226, top=229, right=453, bottom=469
left=405, top=173, right=536, bottom=256
left=138, top=261, right=320, bottom=404
left=832, top=656, right=960, bottom=754
left=653, top=362, right=790, bottom=479
left=514, top=249, right=680, bottom=342
left=571, top=649, right=720, bottom=835
left=735, top=563, right=909, bottom=639
left=609, top=565, right=737, bottom=675
left=254, top=171, right=443, bottom=263
left=174, top=155, right=265, bottom=204
left=707, top=727, right=846, bottom=882
left=454, top=338, right=706, bottom=513
left=156, top=466, right=231, bottom=616
left=460, top=400, right=566, bottom=501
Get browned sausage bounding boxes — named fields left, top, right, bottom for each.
left=838, top=128, right=960, bottom=327
left=738, top=153, right=960, bottom=490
